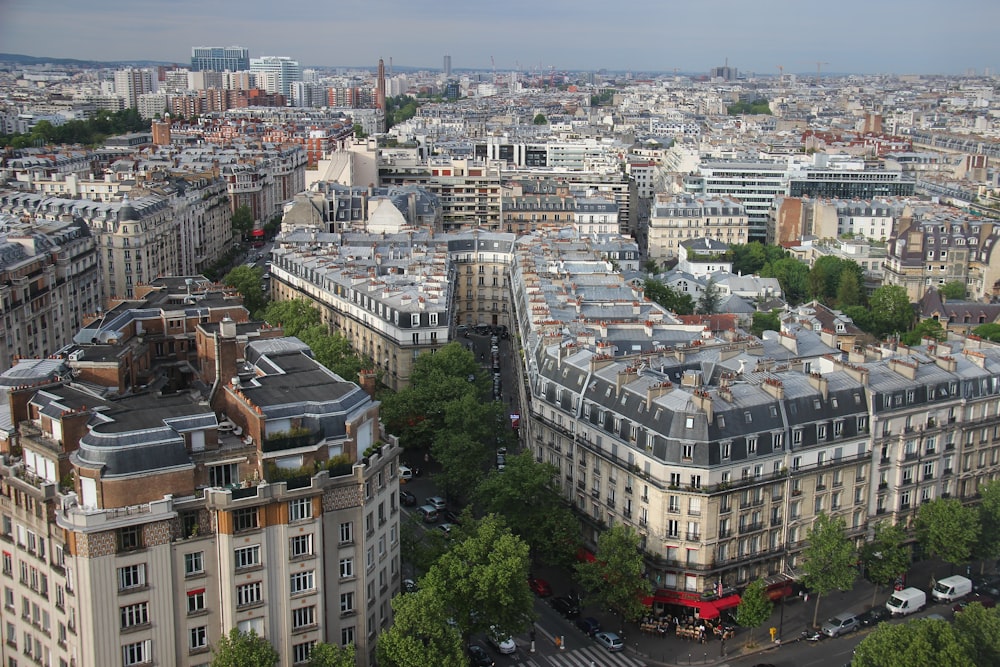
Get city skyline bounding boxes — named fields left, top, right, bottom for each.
left=1, top=0, right=998, bottom=75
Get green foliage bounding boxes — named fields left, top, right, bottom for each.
left=353, top=123, right=367, bottom=139
left=642, top=258, right=660, bottom=274
left=861, top=522, right=911, bottom=607
left=729, top=242, right=788, bottom=276
left=750, top=311, right=781, bottom=337
left=800, top=513, right=856, bottom=627
left=473, top=451, right=580, bottom=567
left=223, top=265, right=267, bottom=316
left=760, top=257, right=810, bottom=304
left=952, top=602, right=1000, bottom=665
left=261, top=299, right=366, bottom=381
left=734, top=579, right=773, bottom=645
left=726, top=99, right=772, bottom=115
left=808, top=256, right=865, bottom=305
left=901, top=318, right=947, bottom=346
left=532, top=113, right=548, bottom=125
left=421, top=514, right=534, bottom=642
left=231, top=205, right=255, bottom=238
left=976, top=480, right=1000, bottom=565
left=307, top=642, right=355, bottom=667
left=916, top=497, right=980, bottom=568
left=835, top=269, right=863, bottom=308
left=867, top=285, right=915, bottom=338
left=211, top=629, right=279, bottom=667
left=263, top=298, right=322, bottom=337
left=376, top=588, right=465, bottom=667
left=972, top=323, right=1000, bottom=342
left=696, top=277, right=721, bottom=315
left=939, top=281, right=966, bottom=300
left=643, top=278, right=694, bottom=315
left=575, top=525, right=652, bottom=624
left=385, top=95, right=419, bottom=129
left=432, top=394, right=512, bottom=502
left=590, top=90, right=614, bottom=106
left=852, top=615, right=974, bottom=667
left=0, top=108, right=149, bottom=148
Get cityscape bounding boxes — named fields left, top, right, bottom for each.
left=0, top=25, right=999, bottom=667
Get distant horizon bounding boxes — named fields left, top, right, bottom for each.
left=2, top=0, right=998, bottom=76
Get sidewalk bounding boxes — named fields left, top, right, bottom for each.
left=534, top=557, right=999, bottom=667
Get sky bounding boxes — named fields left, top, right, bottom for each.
left=1, top=0, right=998, bottom=76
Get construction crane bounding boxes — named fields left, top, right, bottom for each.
left=815, top=61, right=829, bottom=84
left=491, top=55, right=496, bottom=82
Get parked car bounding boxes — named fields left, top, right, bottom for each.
left=416, top=505, right=439, bottom=523
left=886, top=587, right=926, bottom=616
left=467, top=644, right=494, bottom=667
left=856, top=606, right=889, bottom=627
left=594, top=631, right=624, bottom=652
left=550, top=596, right=580, bottom=618
left=487, top=627, right=516, bottom=655
left=402, top=578, right=418, bottom=594
left=973, top=576, right=1000, bottom=597
left=426, top=496, right=447, bottom=511
left=399, top=465, right=413, bottom=481
left=821, top=613, right=859, bottom=637
left=932, top=575, right=973, bottom=603
left=528, top=577, right=552, bottom=597
left=399, top=490, right=417, bottom=507
left=953, top=593, right=997, bottom=613
left=438, top=523, right=454, bottom=537
left=576, top=616, right=601, bottom=637
left=444, top=509, right=463, bottom=525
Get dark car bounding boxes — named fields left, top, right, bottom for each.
left=467, top=643, right=494, bottom=667
left=399, top=490, right=417, bottom=507
left=444, top=510, right=463, bottom=525
left=550, top=596, right=580, bottom=619
left=973, top=576, right=1000, bottom=597
left=857, top=606, right=890, bottom=627
left=954, top=593, right=997, bottom=613
left=528, top=577, right=552, bottom=597
left=576, top=616, right=601, bottom=637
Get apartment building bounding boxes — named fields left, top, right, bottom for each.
left=0, top=215, right=102, bottom=369
left=190, top=47, right=250, bottom=73
left=113, top=70, right=156, bottom=110
left=648, top=195, right=748, bottom=262
left=0, top=296, right=400, bottom=667
left=685, top=162, right=787, bottom=243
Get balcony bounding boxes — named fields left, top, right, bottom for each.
left=718, top=529, right=732, bottom=539
left=943, top=468, right=953, bottom=476
left=684, top=532, right=701, bottom=542
left=739, top=522, right=763, bottom=535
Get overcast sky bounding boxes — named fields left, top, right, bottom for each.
left=1, top=0, right=997, bottom=75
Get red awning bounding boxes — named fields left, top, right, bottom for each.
left=576, top=547, right=596, bottom=563
left=648, top=589, right=721, bottom=619
left=713, top=594, right=742, bottom=611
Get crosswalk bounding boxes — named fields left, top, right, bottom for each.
left=509, top=645, right=646, bottom=667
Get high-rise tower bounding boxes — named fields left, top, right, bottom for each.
left=443, top=55, right=452, bottom=76
left=376, top=58, right=386, bottom=111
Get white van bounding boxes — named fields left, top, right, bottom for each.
left=932, top=575, right=972, bottom=602
left=886, top=587, right=926, bottom=616
left=399, top=465, right=413, bottom=482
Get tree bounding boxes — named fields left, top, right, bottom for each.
left=642, top=258, right=660, bottom=274
left=575, top=525, right=652, bottom=629
left=223, top=265, right=267, bottom=316
left=868, top=285, right=914, bottom=338
left=808, top=256, right=865, bottom=304
left=301, top=325, right=367, bottom=382
left=852, top=616, right=971, bottom=667
left=901, top=318, right=947, bottom=346
left=643, top=278, right=694, bottom=315
left=861, top=522, right=911, bottom=607
left=972, top=323, right=1000, bottom=342
left=952, top=602, right=1000, bottom=666
left=473, top=451, right=580, bottom=567
left=211, top=629, right=279, bottom=667
left=262, top=298, right=321, bottom=337
left=939, top=281, right=966, bottom=300
left=915, top=497, right=980, bottom=572
left=353, top=123, right=367, bottom=138
left=432, top=394, right=512, bottom=502
left=730, top=242, right=785, bottom=276
left=532, top=113, right=548, bottom=125
left=420, top=514, right=534, bottom=643
left=750, top=311, right=781, bottom=338
left=231, top=205, right=255, bottom=239
left=800, top=513, right=857, bottom=628
left=308, top=642, right=355, bottom=667
left=835, top=269, right=863, bottom=308
left=376, top=588, right=465, bottom=667
left=760, top=257, right=810, bottom=304
left=734, top=579, right=773, bottom=647
left=976, top=480, right=1000, bottom=574
left=696, top=277, right=721, bottom=315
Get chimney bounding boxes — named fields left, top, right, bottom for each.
left=888, top=357, right=917, bottom=380
left=761, top=377, right=784, bottom=400
left=358, top=369, right=377, bottom=397
left=616, top=366, right=639, bottom=394
left=964, top=349, right=986, bottom=369
left=692, top=389, right=713, bottom=421
left=778, top=331, right=798, bottom=353
left=807, top=372, right=828, bottom=399
left=646, top=381, right=674, bottom=410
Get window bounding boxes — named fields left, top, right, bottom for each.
left=291, top=534, right=313, bottom=558
left=293, top=641, right=316, bottom=664
left=721, top=442, right=731, bottom=459
left=290, top=570, right=315, bottom=594
left=339, top=522, right=353, bottom=544
left=341, top=626, right=355, bottom=646
left=681, top=444, right=693, bottom=459
left=184, top=552, right=204, bottom=576
left=232, top=508, right=259, bottom=532
left=340, top=592, right=355, bottom=615
left=292, top=606, right=316, bottom=629
left=117, top=526, right=142, bottom=553
left=748, top=437, right=757, bottom=453
left=122, top=639, right=150, bottom=666
left=120, top=602, right=149, bottom=629
left=340, top=558, right=354, bottom=579
left=236, top=582, right=262, bottom=607
left=189, top=626, right=208, bottom=651
left=288, top=498, right=312, bottom=522
left=118, top=564, right=146, bottom=591
left=187, top=589, right=206, bottom=614
left=209, top=463, right=237, bottom=487
left=234, top=545, right=260, bottom=569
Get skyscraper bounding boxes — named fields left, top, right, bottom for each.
left=190, top=46, right=250, bottom=72
left=376, top=58, right=386, bottom=111
left=113, top=68, right=155, bottom=108
left=443, top=54, right=452, bottom=76
left=249, top=56, right=302, bottom=97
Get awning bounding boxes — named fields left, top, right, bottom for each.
left=713, top=594, right=742, bottom=611
left=647, top=589, right=721, bottom=619
left=576, top=547, right=596, bottom=563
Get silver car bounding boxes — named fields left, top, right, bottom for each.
left=821, top=613, right=858, bottom=637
